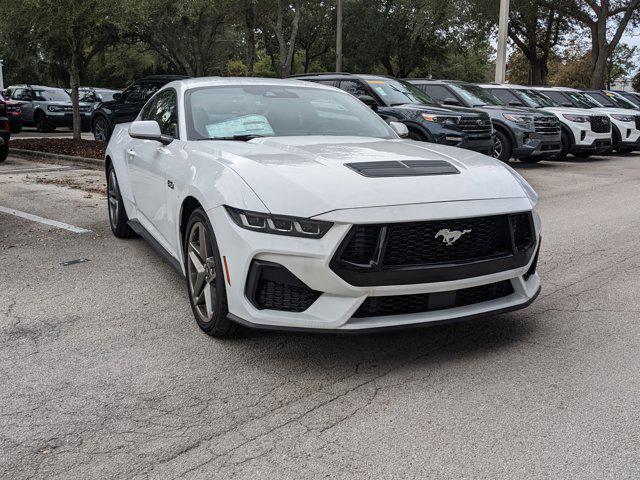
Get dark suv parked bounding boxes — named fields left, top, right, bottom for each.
left=293, top=73, right=494, bottom=155
left=406, top=79, right=561, bottom=163
left=90, top=75, right=188, bottom=141
left=0, top=107, right=10, bottom=163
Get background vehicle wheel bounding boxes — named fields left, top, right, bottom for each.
left=553, top=130, right=570, bottom=160
left=107, top=165, right=135, bottom=238
left=492, top=130, right=512, bottom=162
left=573, top=152, right=592, bottom=158
left=0, top=144, right=7, bottom=163
left=518, top=156, right=543, bottom=164
left=93, top=117, right=111, bottom=142
left=184, top=208, right=238, bottom=338
left=35, top=113, right=55, bottom=133
left=407, top=129, right=427, bottom=142
left=11, top=125, right=21, bottom=134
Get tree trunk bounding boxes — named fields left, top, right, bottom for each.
left=590, top=49, right=609, bottom=89
left=70, top=49, right=82, bottom=141
left=243, top=0, right=256, bottom=76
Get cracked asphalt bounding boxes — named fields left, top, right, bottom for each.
left=1, top=153, right=640, bottom=479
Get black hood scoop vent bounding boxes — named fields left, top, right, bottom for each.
left=345, top=160, right=459, bottom=178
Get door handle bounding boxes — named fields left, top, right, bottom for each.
left=126, top=149, right=136, bottom=161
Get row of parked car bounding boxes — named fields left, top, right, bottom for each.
left=0, top=73, right=638, bottom=165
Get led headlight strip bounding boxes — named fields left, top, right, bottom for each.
left=225, top=206, right=333, bottom=239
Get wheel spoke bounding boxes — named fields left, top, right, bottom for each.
left=204, top=284, right=214, bottom=318
left=189, top=251, right=206, bottom=295
left=197, top=224, right=208, bottom=259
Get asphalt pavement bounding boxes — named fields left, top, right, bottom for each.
left=1, top=153, right=640, bottom=479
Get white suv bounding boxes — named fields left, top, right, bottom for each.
left=478, top=84, right=612, bottom=159
left=532, top=86, right=639, bottom=154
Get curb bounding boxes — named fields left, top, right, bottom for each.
left=9, top=148, right=104, bottom=170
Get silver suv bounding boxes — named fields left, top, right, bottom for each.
left=5, top=85, right=92, bottom=132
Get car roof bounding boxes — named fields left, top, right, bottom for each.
left=404, top=79, right=465, bottom=84
left=9, top=84, right=61, bottom=90
left=173, top=76, right=339, bottom=91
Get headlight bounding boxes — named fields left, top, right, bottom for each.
left=225, top=206, right=333, bottom=239
left=610, top=114, right=635, bottom=122
left=562, top=114, right=590, bottom=123
left=421, top=113, right=460, bottom=125
left=503, top=113, right=534, bottom=125
left=79, top=106, right=91, bottom=113
left=47, top=105, right=64, bottom=112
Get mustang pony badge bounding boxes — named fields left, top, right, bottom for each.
left=435, top=228, right=471, bottom=246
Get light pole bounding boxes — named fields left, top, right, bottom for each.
left=336, top=0, right=342, bottom=72
left=495, top=0, right=510, bottom=84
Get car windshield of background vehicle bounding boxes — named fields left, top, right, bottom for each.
left=565, top=91, right=602, bottom=109
left=97, top=91, right=117, bottom=102
left=449, top=84, right=502, bottom=107
left=517, top=89, right=559, bottom=108
left=186, top=85, right=394, bottom=141
left=363, top=78, right=438, bottom=106
left=33, top=90, right=71, bottom=102
left=602, top=92, right=636, bottom=109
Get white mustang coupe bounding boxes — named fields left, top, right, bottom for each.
left=106, top=77, right=541, bottom=337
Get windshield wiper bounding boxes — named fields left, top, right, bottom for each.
left=201, top=134, right=269, bottom=141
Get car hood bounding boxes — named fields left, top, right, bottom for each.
left=540, top=107, right=597, bottom=116
left=189, top=136, right=530, bottom=218
left=395, top=103, right=485, bottom=116
left=590, top=107, right=640, bottom=117
left=480, top=105, right=549, bottom=116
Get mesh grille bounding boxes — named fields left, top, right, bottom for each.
left=458, top=115, right=492, bottom=134
left=255, top=279, right=321, bottom=312
left=353, top=280, right=514, bottom=318
left=534, top=116, right=561, bottom=135
left=590, top=116, right=611, bottom=133
left=339, top=225, right=381, bottom=266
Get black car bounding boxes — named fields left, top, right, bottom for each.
left=406, top=79, right=562, bottom=163
left=90, top=75, right=188, bottom=141
left=582, top=90, right=640, bottom=112
left=292, top=73, right=494, bottom=155
left=0, top=107, right=10, bottom=163
left=615, top=91, right=640, bottom=107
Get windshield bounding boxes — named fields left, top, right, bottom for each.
left=600, top=92, right=636, bottom=109
left=564, top=91, right=602, bottom=109
left=33, top=90, right=71, bottom=102
left=516, top=89, right=558, bottom=108
left=362, top=77, right=437, bottom=106
left=185, top=85, right=394, bottom=141
left=449, top=84, right=502, bottom=107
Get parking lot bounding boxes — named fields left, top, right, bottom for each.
left=1, top=152, right=640, bottom=479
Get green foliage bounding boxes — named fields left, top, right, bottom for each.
left=633, top=72, right=640, bottom=92
left=226, top=60, right=248, bottom=77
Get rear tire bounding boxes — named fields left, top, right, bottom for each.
left=492, top=130, right=512, bottom=162
left=184, top=208, right=239, bottom=338
left=35, top=113, right=55, bottom=133
left=0, top=144, right=7, bottom=163
left=93, top=116, right=111, bottom=142
left=107, top=164, right=135, bottom=238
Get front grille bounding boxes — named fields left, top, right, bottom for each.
left=353, top=280, right=514, bottom=318
left=331, top=213, right=536, bottom=286
left=590, top=116, right=611, bottom=133
left=635, top=116, right=640, bottom=130
left=458, top=115, right=492, bottom=134
left=534, top=116, right=560, bottom=135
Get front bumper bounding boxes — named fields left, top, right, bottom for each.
left=208, top=199, right=541, bottom=332
left=571, top=137, right=612, bottom=154
left=512, top=130, right=561, bottom=159
left=431, top=126, right=494, bottom=155
left=47, top=112, right=91, bottom=129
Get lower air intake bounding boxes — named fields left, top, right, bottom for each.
left=353, top=280, right=514, bottom=318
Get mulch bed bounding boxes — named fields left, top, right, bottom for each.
left=9, top=138, right=106, bottom=160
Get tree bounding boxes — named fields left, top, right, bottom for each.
left=257, top=0, right=302, bottom=77
left=605, top=43, right=636, bottom=88
left=296, top=1, right=334, bottom=73
left=538, top=0, right=640, bottom=88
left=241, top=0, right=257, bottom=76
left=633, top=71, right=640, bottom=92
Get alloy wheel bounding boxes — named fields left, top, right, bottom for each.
left=107, top=169, right=120, bottom=229
left=94, top=118, right=108, bottom=141
left=187, top=222, right=218, bottom=323
left=492, top=137, right=503, bottom=159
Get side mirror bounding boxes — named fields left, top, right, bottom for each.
left=112, top=92, right=122, bottom=102
left=389, top=121, right=409, bottom=138
left=129, top=120, right=173, bottom=145
left=357, top=94, right=378, bottom=109
left=508, top=101, right=524, bottom=107
left=443, top=97, right=461, bottom=106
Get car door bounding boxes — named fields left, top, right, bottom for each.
left=127, top=89, right=180, bottom=251
left=12, top=88, right=34, bottom=122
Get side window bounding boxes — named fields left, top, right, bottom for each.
left=338, top=80, right=370, bottom=97
left=490, top=89, right=521, bottom=105
left=143, top=89, right=178, bottom=138
left=314, top=80, right=337, bottom=87
left=12, top=88, right=30, bottom=101
left=419, top=85, right=452, bottom=102
left=544, top=91, right=570, bottom=105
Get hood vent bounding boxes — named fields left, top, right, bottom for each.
left=345, top=160, right=459, bottom=178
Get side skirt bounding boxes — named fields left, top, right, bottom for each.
left=127, top=220, right=185, bottom=276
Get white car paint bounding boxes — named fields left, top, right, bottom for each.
left=106, top=77, right=541, bottom=332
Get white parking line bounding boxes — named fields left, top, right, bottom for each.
left=0, top=206, right=91, bottom=234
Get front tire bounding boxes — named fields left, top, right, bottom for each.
left=0, top=144, right=7, bottom=163
left=93, top=116, right=111, bottom=142
left=35, top=113, right=55, bottom=133
left=184, top=208, right=238, bottom=338
left=107, top=165, right=135, bottom=238
left=492, top=130, right=512, bottom=162
left=554, top=130, right=570, bottom=160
